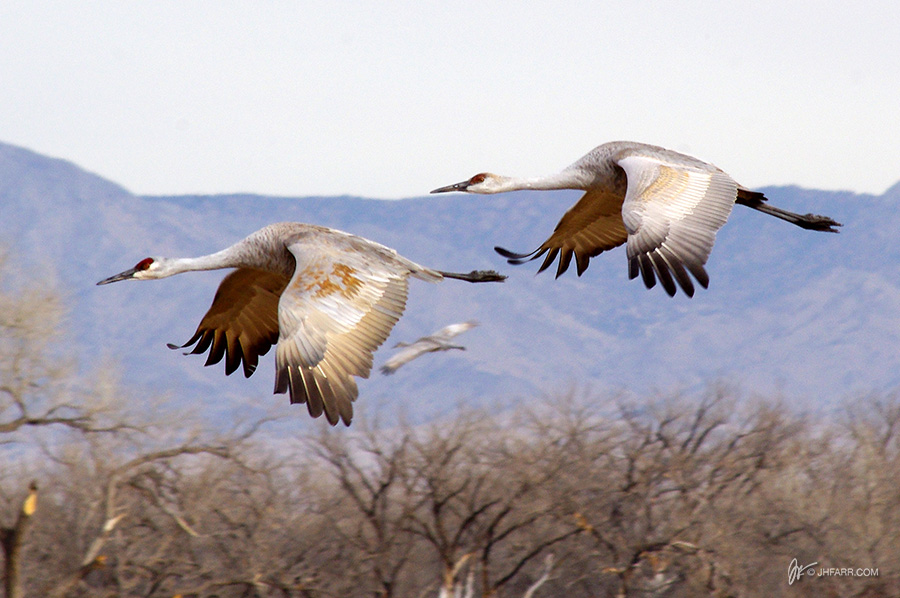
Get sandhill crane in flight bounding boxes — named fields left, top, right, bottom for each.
left=432, top=141, right=841, bottom=297
left=380, top=320, right=479, bottom=375
left=97, top=222, right=504, bottom=426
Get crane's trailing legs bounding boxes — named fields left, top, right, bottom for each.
left=735, top=189, right=841, bottom=232
left=437, top=269, right=506, bottom=283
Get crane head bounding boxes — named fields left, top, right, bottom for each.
left=96, top=257, right=160, bottom=285
left=431, top=173, right=509, bottom=194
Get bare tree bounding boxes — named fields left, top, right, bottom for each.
left=4, top=253, right=900, bottom=597
left=0, top=482, right=36, bottom=598
left=397, top=410, right=576, bottom=598
left=306, top=419, right=422, bottom=597
left=0, top=254, right=281, bottom=598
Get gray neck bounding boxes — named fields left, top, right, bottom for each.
left=510, top=169, right=592, bottom=191
left=186, top=247, right=243, bottom=271
left=156, top=246, right=247, bottom=278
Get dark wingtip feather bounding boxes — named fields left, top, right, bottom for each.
left=495, top=246, right=549, bottom=266
left=536, top=248, right=560, bottom=274
left=494, top=246, right=534, bottom=260
left=659, top=248, right=695, bottom=297
left=191, top=331, right=214, bottom=356
left=628, top=256, right=639, bottom=281
left=204, top=331, right=227, bottom=368
left=339, top=407, right=353, bottom=427
left=273, top=368, right=288, bottom=396
left=224, top=339, right=242, bottom=377
left=244, top=349, right=259, bottom=378
left=168, top=332, right=200, bottom=356
left=575, top=252, right=591, bottom=276
left=555, top=249, right=574, bottom=279
left=692, top=265, right=710, bottom=289
left=167, top=329, right=202, bottom=352
left=318, top=382, right=341, bottom=427
left=638, top=254, right=657, bottom=290
left=649, top=253, right=677, bottom=297
left=171, top=329, right=260, bottom=378
left=301, top=379, right=325, bottom=418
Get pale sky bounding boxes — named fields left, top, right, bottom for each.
left=2, top=1, right=898, bottom=199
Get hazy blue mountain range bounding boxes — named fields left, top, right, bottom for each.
left=1, top=141, right=898, bottom=428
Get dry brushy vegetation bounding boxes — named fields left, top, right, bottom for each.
left=1, top=256, right=898, bottom=598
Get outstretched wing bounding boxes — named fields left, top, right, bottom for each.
left=273, top=233, right=413, bottom=426
left=380, top=320, right=477, bottom=375
left=168, top=268, right=288, bottom=378
left=617, top=153, right=738, bottom=297
left=495, top=187, right=628, bottom=278
left=429, top=320, right=479, bottom=343
left=379, top=341, right=441, bottom=375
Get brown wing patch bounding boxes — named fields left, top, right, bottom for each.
left=169, top=268, right=289, bottom=378
left=496, top=187, right=628, bottom=277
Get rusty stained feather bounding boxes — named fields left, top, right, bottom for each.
left=295, top=262, right=365, bottom=300
left=274, top=268, right=411, bottom=426
left=638, top=164, right=694, bottom=207
left=620, top=162, right=735, bottom=297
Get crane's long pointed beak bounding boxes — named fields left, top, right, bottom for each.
left=96, top=267, right=138, bottom=285
left=430, top=180, right=469, bottom=194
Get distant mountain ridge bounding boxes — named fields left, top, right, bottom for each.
left=1, top=140, right=897, bottom=428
